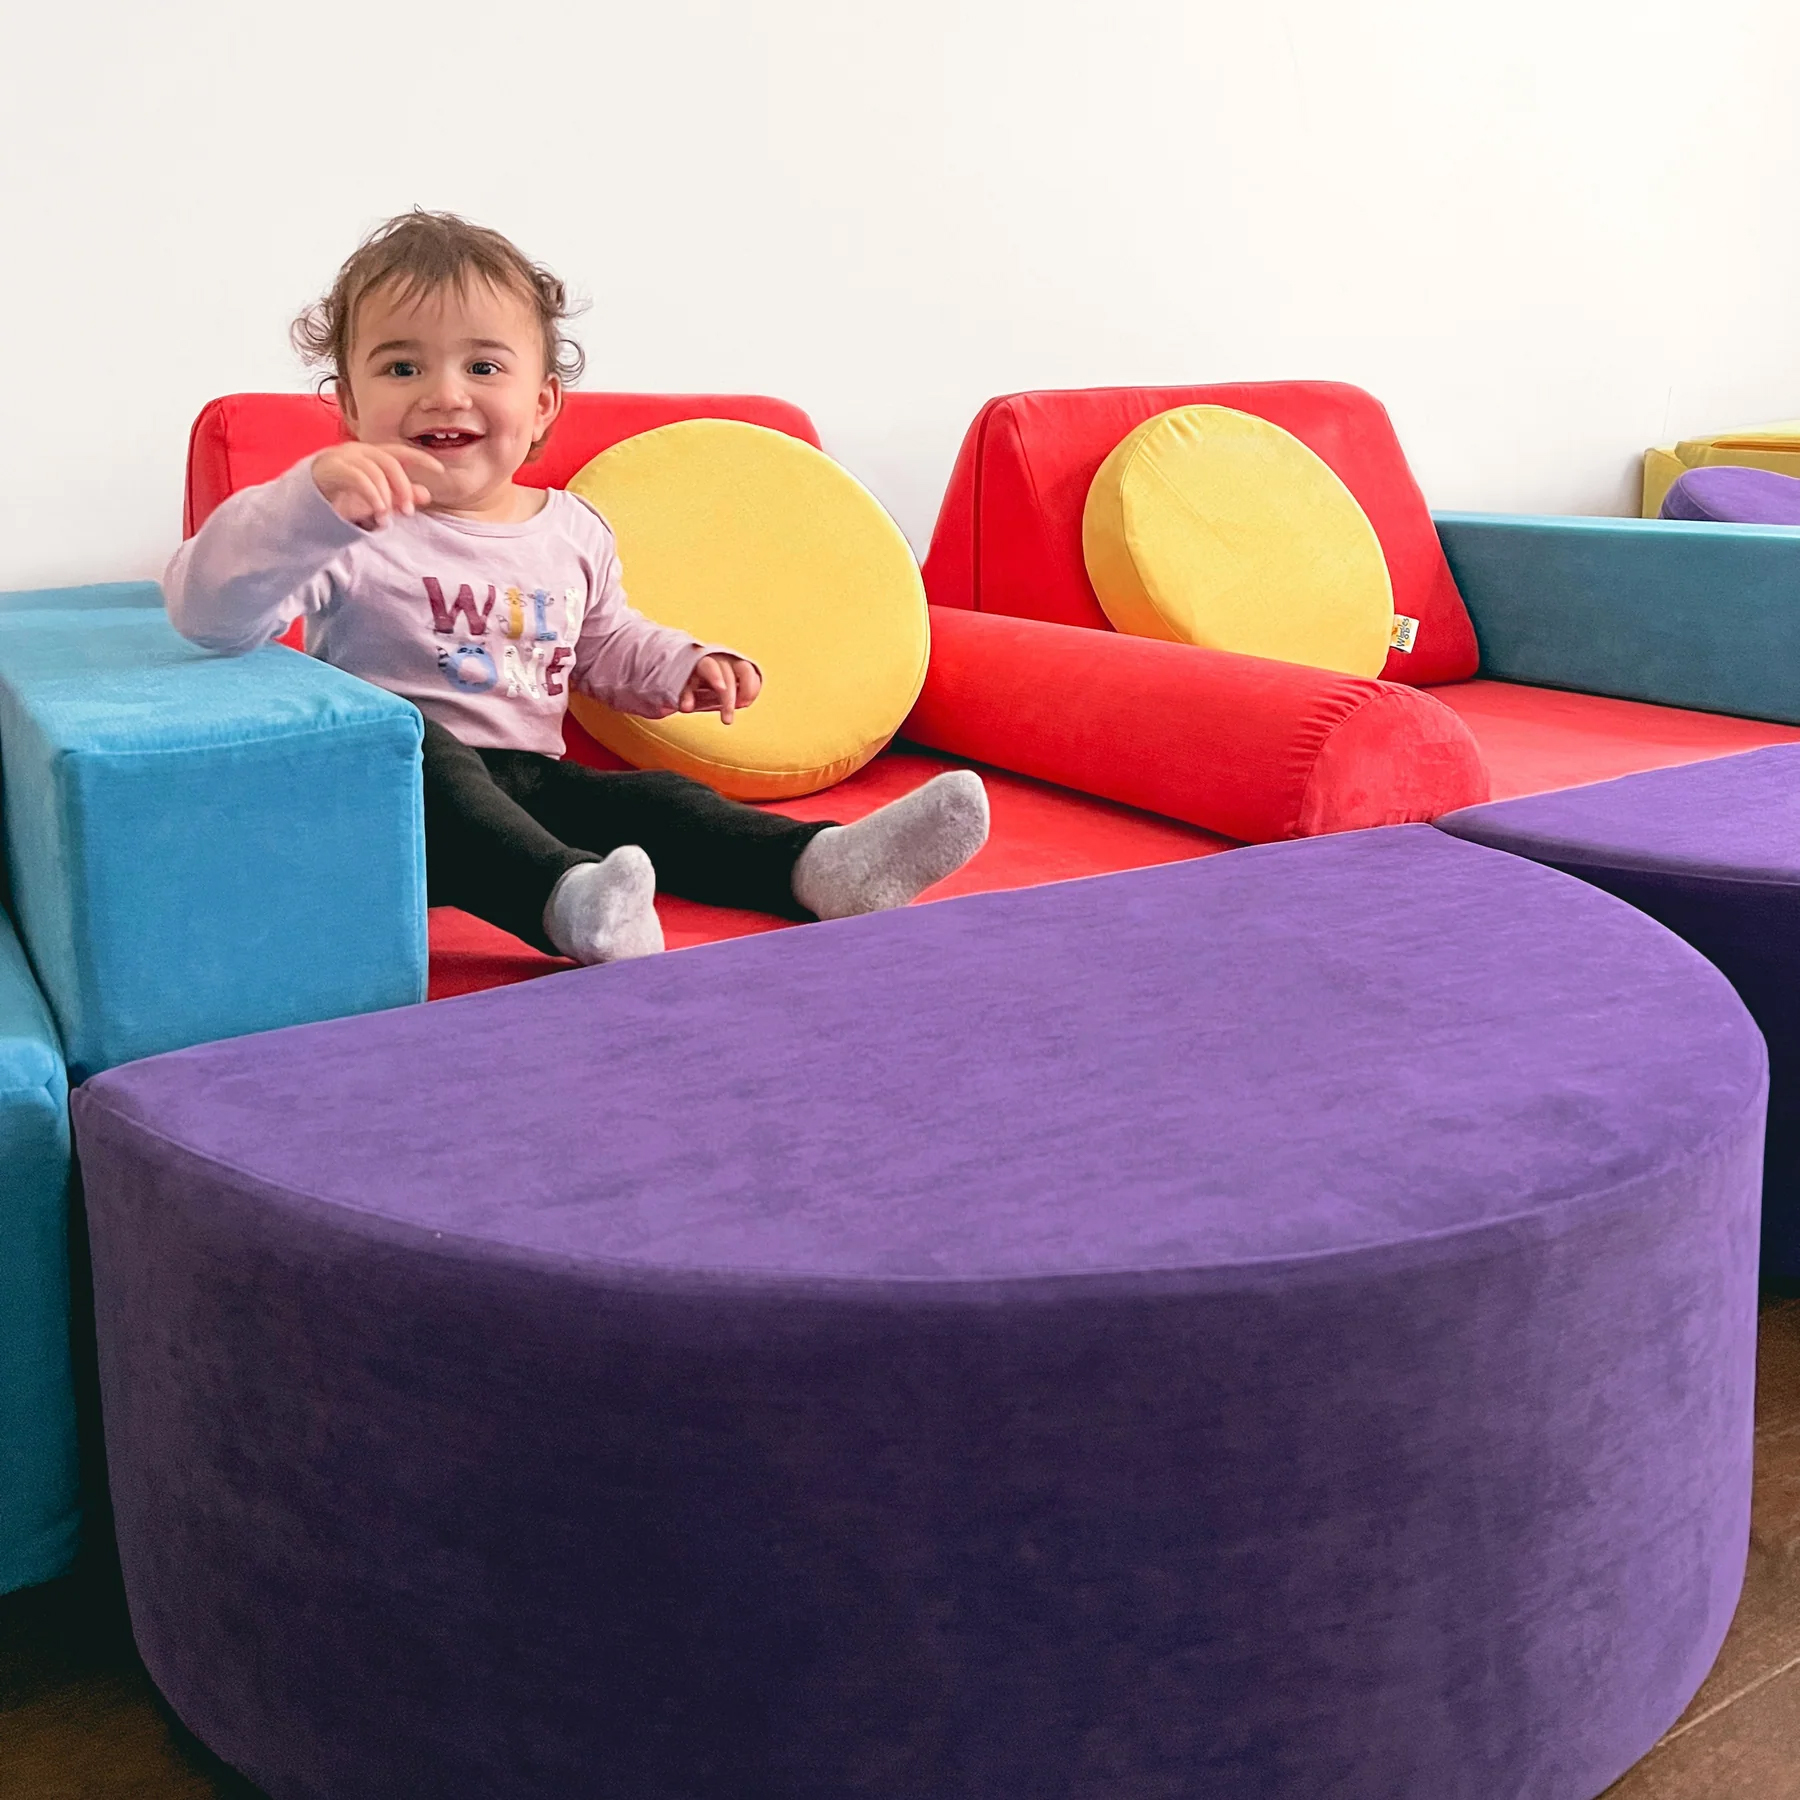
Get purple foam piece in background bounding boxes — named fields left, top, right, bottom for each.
left=1661, top=463, right=1800, bottom=525
left=1440, top=743, right=1800, bottom=1273
left=73, top=827, right=1763, bottom=1800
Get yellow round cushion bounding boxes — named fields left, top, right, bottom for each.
left=1081, top=405, right=1394, bottom=677
left=565, top=421, right=929, bottom=800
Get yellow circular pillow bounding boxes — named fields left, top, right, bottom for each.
left=1081, top=405, right=1394, bottom=677
left=565, top=421, right=929, bottom=800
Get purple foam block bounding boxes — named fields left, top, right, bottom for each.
left=73, top=827, right=1763, bottom=1800
left=1662, top=464, right=1800, bottom=525
left=1440, top=743, right=1800, bottom=1273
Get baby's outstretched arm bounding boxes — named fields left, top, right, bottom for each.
left=164, top=446, right=436, bottom=655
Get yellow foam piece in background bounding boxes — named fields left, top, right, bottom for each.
left=1641, top=419, right=1800, bottom=517
left=566, top=421, right=929, bottom=800
left=1081, top=405, right=1393, bottom=678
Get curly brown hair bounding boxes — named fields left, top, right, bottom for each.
left=292, top=209, right=587, bottom=412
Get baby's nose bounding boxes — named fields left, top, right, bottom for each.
left=424, top=369, right=471, bottom=409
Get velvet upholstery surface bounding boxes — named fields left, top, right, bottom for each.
left=1435, top=511, right=1800, bottom=723
left=75, top=829, right=1761, bottom=1800
left=905, top=606, right=1487, bottom=842
left=1661, top=464, right=1800, bottom=525
left=0, top=907, right=74, bottom=1594
left=0, top=580, right=164, bottom=614
left=0, top=607, right=426, bottom=1080
left=1432, top=678, right=1800, bottom=800
left=923, top=383, right=1479, bottom=685
left=1439, top=744, right=1800, bottom=1274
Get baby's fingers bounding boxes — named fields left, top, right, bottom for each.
left=694, top=655, right=737, bottom=724
left=330, top=471, right=390, bottom=527
left=388, top=441, right=447, bottom=481
left=367, top=448, right=426, bottom=516
left=385, top=442, right=446, bottom=509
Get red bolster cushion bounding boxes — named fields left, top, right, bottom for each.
left=903, top=606, right=1489, bottom=843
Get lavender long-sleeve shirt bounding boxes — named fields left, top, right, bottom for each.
left=164, top=458, right=741, bottom=756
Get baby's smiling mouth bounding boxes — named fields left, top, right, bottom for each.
left=413, top=429, right=483, bottom=452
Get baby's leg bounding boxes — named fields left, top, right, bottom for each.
left=527, top=761, right=833, bottom=918
left=529, top=759, right=989, bottom=920
left=421, top=721, right=661, bottom=963
left=791, top=771, right=990, bottom=919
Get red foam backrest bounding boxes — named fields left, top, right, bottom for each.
left=921, top=382, right=1479, bottom=687
left=183, top=391, right=824, bottom=535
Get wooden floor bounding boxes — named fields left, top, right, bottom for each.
left=0, top=1562, right=262, bottom=1798
left=5, top=1299, right=1800, bottom=1799
left=1602, top=1293, right=1800, bottom=1799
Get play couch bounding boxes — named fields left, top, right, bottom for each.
left=11, top=377, right=1800, bottom=1597
left=185, top=385, right=1800, bottom=998
left=2, top=381, right=1794, bottom=1793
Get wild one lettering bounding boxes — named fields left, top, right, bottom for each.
left=424, top=577, right=579, bottom=698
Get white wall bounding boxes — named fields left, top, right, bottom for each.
left=3, top=0, right=1798, bottom=590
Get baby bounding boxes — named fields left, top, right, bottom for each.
left=166, top=210, right=988, bottom=963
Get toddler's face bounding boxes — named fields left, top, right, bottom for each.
left=338, top=278, right=560, bottom=516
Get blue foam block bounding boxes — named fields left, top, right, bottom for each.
left=0, top=907, right=72, bottom=1594
left=0, top=607, right=426, bottom=1081
left=0, top=580, right=165, bottom=614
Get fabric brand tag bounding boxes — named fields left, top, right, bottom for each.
left=1389, top=615, right=1420, bottom=653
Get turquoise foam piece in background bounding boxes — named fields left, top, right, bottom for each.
left=1437, top=512, right=1800, bottom=724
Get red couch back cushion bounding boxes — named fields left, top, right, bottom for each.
left=921, top=382, right=1478, bottom=687
left=183, top=391, right=823, bottom=534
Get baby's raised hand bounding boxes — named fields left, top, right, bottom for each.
left=679, top=655, right=762, bottom=725
left=312, top=442, right=445, bottom=529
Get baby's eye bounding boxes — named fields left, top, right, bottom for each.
left=469, top=359, right=501, bottom=377
left=384, top=360, right=419, bottom=379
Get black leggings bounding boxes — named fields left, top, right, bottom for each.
left=421, top=719, right=836, bottom=952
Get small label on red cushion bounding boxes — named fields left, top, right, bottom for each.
left=1390, top=615, right=1419, bottom=653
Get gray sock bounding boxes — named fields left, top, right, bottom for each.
left=543, top=846, right=665, bottom=965
left=792, top=770, right=990, bottom=921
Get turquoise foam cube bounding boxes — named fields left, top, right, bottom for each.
left=0, top=606, right=426, bottom=1081
left=0, top=906, right=72, bottom=1594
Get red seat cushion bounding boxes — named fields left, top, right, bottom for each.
left=923, top=383, right=1479, bottom=687
left=183, top=391, right=823, bottom=535
left=1433, top=680, right=1800, bottom=800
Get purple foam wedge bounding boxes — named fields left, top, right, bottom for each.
left=72, top=827, right=1763, bottom=1800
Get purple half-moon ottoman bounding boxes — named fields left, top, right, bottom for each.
left=72, top=828, right=1762, bottom=1800
left=1439, top=744, right=1800, bottom=1276
left=1662, top=464, right=1800, bottom=524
